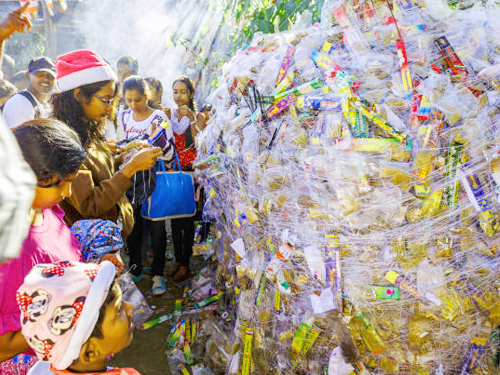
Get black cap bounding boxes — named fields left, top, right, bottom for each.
left=27, top=57, right=57, bottom=78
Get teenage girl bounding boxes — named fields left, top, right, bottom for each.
left=0, top=119, right=118, bottom=375
left=119, top=75, right=174, bottom=295
left=51, top=50, right=162, bottom=241
left=168, top=76, right=206, bottom=282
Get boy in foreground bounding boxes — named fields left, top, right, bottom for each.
left=18, top=261, right=140, bottom=375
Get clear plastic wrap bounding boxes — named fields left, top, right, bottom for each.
left=191, top=0, right=500, bottom=374
left=118, top=273, right=154, bottom=327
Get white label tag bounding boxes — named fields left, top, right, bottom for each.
left=310, top=288, right=338, bottom=314
left=230, top=238, right=246, bottom=258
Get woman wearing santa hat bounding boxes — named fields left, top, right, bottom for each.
left=52, top=49, right=162, bottom=240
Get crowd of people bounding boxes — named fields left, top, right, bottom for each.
left=0, top=4, right=210, bottom=375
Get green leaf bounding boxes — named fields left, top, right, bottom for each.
left=316, top=0, right=326, bottom=14
left=258, top=19, right=272, bottom=33
left=284, top=1, right=297, bottom=16
left=266, top=5, right=276, bottom=19
left=298, top=0, right=310, bottom=13
left=6, top=31, right=46, bottom=70
left=278, top=16, right=290, bottom=31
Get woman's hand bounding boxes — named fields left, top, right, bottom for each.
left=163, top=107, right=171, bottom=119
left=177, top=105, right=195, bottom=121
left=192, top=112, right=206, bottom=137
left=107, top=140, right=120, bottom=153
left=194, top=162, right=210, bottom=170
left=99, top=253, right=125, bottom=274
left=121, top=147, right=162, bottom=178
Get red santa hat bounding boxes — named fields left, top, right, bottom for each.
left=55, top=49, right=117, bottom=92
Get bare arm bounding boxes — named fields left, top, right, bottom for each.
left=0, top=4, right=31, bottom=70
left=192, top=112, right=206, bottom=137
left=0, top=330, right=29, bottom=362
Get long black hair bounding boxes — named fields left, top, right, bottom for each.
left=13, top=118, right=86, bottom=185
left=51, top=80, right=117, bottom=148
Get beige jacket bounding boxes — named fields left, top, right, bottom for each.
left=60, top=143, right=134, bottom=239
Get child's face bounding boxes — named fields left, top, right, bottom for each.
left=146, top=82, right=162, bottom=105
left=96, top=282, right=134, bottom=357
left=124, top=89, right=149, bottom=114
left=32, top=172, right=77, bottom=209
left=173, top=81, right=193, bottom=108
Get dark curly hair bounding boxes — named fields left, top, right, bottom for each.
left=51, top=80, right=117, bottom=148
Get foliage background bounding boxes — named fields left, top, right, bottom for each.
left=166, top=0, right=487, bottom=96
left=5, top=31, right=46, bottom=70
left=168, top=0, right=326, bottom=92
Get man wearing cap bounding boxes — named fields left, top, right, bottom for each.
left=2, top=57, right=56, bottom=129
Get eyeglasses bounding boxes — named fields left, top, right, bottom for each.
left=93, top=94, right=115, bottom=105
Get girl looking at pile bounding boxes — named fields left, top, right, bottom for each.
left=51, top=50, right=162, bottom=241
left=119, top=75, right=174, bottom=295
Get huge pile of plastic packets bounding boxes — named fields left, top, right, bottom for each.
left=193, top=0, right=500, bottom=373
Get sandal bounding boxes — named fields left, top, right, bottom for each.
left=173, top=266, right=192, bottom=282
left=167, top=262, right=181, bottom=277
